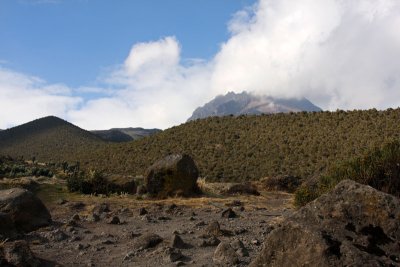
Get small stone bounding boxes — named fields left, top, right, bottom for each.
left=102, top=239, right=115, bottom=245
left=251, top=239, right=260, bottom=245
left=195, top=221, right=206, bottom=227
left=71, top=214, right=80, bottom=221
left=164, top=247, right=183, bottom=263
left=139, top=207, right=148, bottom=216
left=199, top=236, right=220, bottom=247
left=133, top=233, right=163, bottom=251
left=95, top=203, right=110, bottom=213
left=213, top=242, right=239, bottom=266
left=221, top=208, right=236, bottom=218
left=158, top=216, right=171, bottom=221
left=46, top=229, right=69, bottom=242
left=231, top=239, right=249, bottom=257
left=56, top=198, right=67, bottom=205
left=170, top=234, right=187, bottom=249
left=205, top=220, right=221, bottom=236
left=87, top=213, right=100, bottom=222
left=107, top=216, right=120, bottom=225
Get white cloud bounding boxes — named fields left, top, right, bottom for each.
left=70, top=36, right=212, bottom=129
left=2, top=0, right=400, bottom=130
left=0, top=68, right=81, bottom=129
left=212, top=0, right=400, bottom=110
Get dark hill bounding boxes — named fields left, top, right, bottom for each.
left=0, top=116, right=105, bottom=162
left=91, top=129, right=133, bottom=142
left=188, top=91, right=322, bottom=121
left=91, top=128, right=161, bottom=142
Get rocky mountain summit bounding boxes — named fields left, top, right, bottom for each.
left=188, top=91, right=322, bottom=121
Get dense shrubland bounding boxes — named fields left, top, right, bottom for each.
left=85, top=108, right=400, bottom=182
left=295, top=140, right=400, bottom=206
left=1, top=109, right=400, bottom=184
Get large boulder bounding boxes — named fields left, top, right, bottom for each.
left=250, top=180, right=400, bottom=267
left=145, top=154, right=199, bottom=197
left=0, top=188, right=51, bottom=232
left=0, top=212, right=18, bottom=239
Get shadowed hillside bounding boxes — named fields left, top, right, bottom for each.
left=91, top=128, right=162, bottom=142
left=1, top=109, right=400, bottom=182
left=0, top=116, right=106, bottom=162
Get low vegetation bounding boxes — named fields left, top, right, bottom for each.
left=86, top=108, right=400, bottom=182
left=1, top=109, right=400, bottom=184
left=0, top=156, right=53, bottom=178
left=295, top=139, right=400, bottom=206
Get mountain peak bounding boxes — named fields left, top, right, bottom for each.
left=188, top=91, right=321, bottom=121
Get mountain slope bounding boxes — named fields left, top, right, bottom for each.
left=91, top=128, right=162, bottom=142
left=0, top=116, right=106, bottom=162
left=188, top=91, right=321, bottom=121
left=83, top=108, right=400, bottom=182
left=2, top=109, right=400, bottom=183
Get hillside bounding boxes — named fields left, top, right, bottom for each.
left=188, top=91, right=321, bottom=121
left=91, top=127, right=161, bottom=142
left=2, top=109, right=400, bottom=182
left=0, top=116, right=106, bottom=162
left=91, top=129, right=133, bottom=142
left=83, top=108, right=400, bottom=181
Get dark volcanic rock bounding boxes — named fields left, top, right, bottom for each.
left=107, top=216, right=120, bottom=225
left=138, top=207, right=148, bottom=216
left=0, top=188, right=51, bottom=232
left=145, top=154, right=199, bottom=197
left=205, top=220, right=222, bottom=236
left=0, top=212, right=18, bottom=239
left=231, top=239, right=249, bottom=257
left=170, top=234, right=189, bottom=249
left=133, top=233, right=163, bottom=251
left=250, top=180, right=400, bottom=267
left=199, top=236, right=221, bottom=247
left=221, top=208, right=237, bottom=218
left=3, top=240, right=41, bottom=267
left=213, top=242, right=239, bottom=266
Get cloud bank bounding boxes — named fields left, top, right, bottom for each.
left=1, top=0, right=400, bottom=129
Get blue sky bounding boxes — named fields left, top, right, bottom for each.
left=0, top=0, right=399, bottom=130
left=0, top=0, right=255, bottom=87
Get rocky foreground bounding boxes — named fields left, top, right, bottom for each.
left=0, top=180, right=399, bottom=266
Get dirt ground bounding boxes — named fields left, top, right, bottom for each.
left=23, top=185, right=294, bottom=267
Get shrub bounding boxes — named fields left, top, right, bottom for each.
left=295, top=140, right=400, bottom=206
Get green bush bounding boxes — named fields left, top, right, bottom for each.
left=295, top=140, right=400, bottom=206
left=66, top=170, right=113, bottom=195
